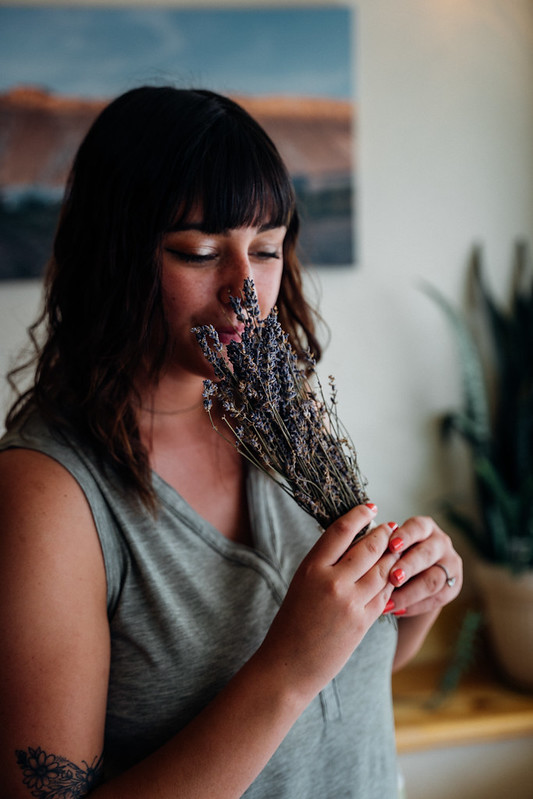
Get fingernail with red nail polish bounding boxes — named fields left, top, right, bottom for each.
left=393, top=608, right=406, bottom=616
left=389, top=536, right=404, bottom=552
left=365, top=502, right=377, bottom=512
left=392, top=568, right=406, bottom=585
left=383, top=599, right=395, bottom=614
left=387, top=522, right=398, bottom=532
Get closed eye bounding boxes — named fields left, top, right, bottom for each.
left=164, top=248, right=215, bottom=264
left=253, top=251, right=281, bottom=260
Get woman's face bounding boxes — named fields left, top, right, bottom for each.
left=159, top=219, right=286, bottom=381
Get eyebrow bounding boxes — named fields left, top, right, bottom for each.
left=165, top=222, right=284, bottom=234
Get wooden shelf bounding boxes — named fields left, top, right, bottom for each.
left=393, top=658, right=533, bottom=753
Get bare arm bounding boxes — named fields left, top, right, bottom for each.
left=1, top=452, right=402, bottom=799
left=0, top=449, right=109, bottom=798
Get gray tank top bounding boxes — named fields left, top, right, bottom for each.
left=1, top=413, right=399, bottom=797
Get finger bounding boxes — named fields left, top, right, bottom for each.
left=336, top=522, right=403, bottom=588
left=389, top=544, right=461, bottom=589
left=368, top=585, right=397, bottom=618
left=390, top=588, right=455, bottom=618
left=388, top=559, right=463, bottom=613
left=387, top=518, right=454, bottom=587
left=386, top=515, right=438, bottom=554
left=313, top=503, right=378, bottom=565
left=389, top=541, right=443, bottom=588
left=359, top=552, right=400, bottom=608
left=389, top=594, right=438, bottom=618
left=341, top=523, right=403, bottom=588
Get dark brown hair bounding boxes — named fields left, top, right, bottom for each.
left=6, top=86, right=322, bottom=508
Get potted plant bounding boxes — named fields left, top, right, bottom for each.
left=425, top=242, right=533, bottom=691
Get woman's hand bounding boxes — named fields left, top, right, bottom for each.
left=386, top=515, right=463, bottom=617
left=256, top=503, right=404, bottom=701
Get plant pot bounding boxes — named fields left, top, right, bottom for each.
left=474, top=560, right=533, bottom=692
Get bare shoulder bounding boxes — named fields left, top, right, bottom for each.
left=0, top=445, right=92, bottom=521
left=0, top=444, right=106, bottom=621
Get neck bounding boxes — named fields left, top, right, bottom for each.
left=136, top=369, right=206, bottom=416
left=140, top=398, right=204, bottom=416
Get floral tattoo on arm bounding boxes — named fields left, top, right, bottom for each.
left=15, top=746, right=103, bottom=798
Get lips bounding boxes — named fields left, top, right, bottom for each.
left=216, top=326, right=244, bottom=345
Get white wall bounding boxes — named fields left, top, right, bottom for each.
left=320, top=0, right=533, bottom=526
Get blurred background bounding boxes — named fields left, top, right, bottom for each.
left=1, top=1, right=532, bottom=797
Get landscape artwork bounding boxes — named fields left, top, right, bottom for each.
left=0, top=5, right=356, bottom=280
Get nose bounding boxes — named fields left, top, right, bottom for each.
left=217, top=249, right=252, bottom=306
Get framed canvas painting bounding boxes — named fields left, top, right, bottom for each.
left=0, top=4, right=357, bottom=279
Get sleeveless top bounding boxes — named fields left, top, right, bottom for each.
left=0, top=413, right=399, bottom=798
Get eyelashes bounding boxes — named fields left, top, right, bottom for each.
left=164, top=249, right=214, bottom=264
left=164, top=248, right=281, bottom=265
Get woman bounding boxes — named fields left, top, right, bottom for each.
left=0, top=87, right=462, bottom=798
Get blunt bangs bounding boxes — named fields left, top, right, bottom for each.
left=167, top=95, right=296, bottom=233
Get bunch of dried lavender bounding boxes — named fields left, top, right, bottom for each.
left=193, top=278, right=369, bottom=533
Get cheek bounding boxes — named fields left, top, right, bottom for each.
left=161, top=288, right=182, bottom=325
left=161, top=272, right=203, bottom=318
left=255, top=270, right=283, bottom=316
